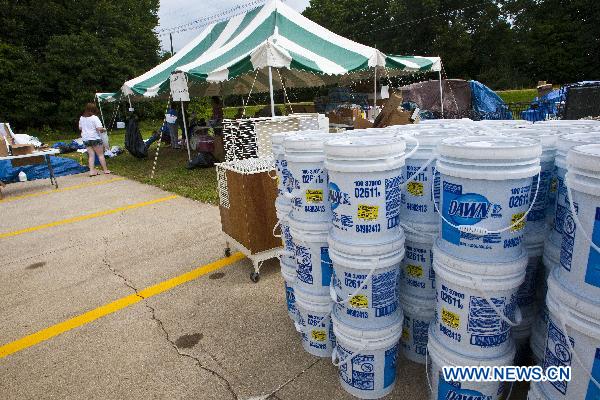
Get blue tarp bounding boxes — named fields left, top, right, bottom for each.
left=469, top=80, right=512, bottom=120
left=522, top=89, right=564, bottom=122
left=0, top=156, right=88, bottom=183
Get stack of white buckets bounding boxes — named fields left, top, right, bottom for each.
left=529, top=128, right=600, bottom=400
left=271, top=121, right=600, bottom=400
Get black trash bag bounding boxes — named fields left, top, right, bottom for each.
left=124, top=116, right=148, bottom=158
left=186, top=152, right=216, bottom=169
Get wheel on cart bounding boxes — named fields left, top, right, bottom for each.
left=224, top=248, right=231, bottom=257
left=250, top=272, right=260, bottom=283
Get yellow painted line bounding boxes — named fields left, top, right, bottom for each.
left=0, top=195, right=178, bottom=239
left=0, top=252, right=245, bottom=359
left=0, top=177, right=126, bottom=203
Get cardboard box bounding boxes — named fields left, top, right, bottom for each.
left=353, top=116, right=373, bottom=129
left=11, top=156, right=45, bottom=167
left=219, top=168, right=280, bottom=253
left=0, top=137, right=9, bottom=157
left=10, top=144, right=34, bottom=156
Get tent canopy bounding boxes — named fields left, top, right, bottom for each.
left=95, top=92, right=120, bottom=103
left=122, top=0, right=441, bottom=98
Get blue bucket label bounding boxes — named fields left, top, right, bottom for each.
left=385, top=174, right=403, bottom=229
left=321, top=246, right=332, bottom=286
left=338, top=344, right=375, bottom=391
left=467, top=295, right=511, bottom=348
left=527, top=166, right=552, bottom=222
left=372, top=270, right=398, bottom=318
left=543, top=319, right=574, bottom=395
left=585, top=348, right=600, bottom=400
left=329, top=181, right=351, bottom=211
left=553, top=174, right=567, bottom=236
left=441, top=181, right=502, bottom=246
left=296, top=244, right=313, bottom=284
left=282, top=225, right=294, bottom=252
left=285, top=283, right=296, bottom=314
left=413, top=319, right=429, bottom=356
left=560, top=198, right=578, bottom=272
left=437, top=377, right=491, bottom=400
left=585, top=207, right=600, bottom=288
left=384, top=344, right=398, bottom=388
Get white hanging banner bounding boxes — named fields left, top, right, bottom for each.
left=170, top=72, right=190, bottom=102
left=381, top=85, right=390, bottom=99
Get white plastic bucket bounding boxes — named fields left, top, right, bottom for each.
left=400, top=128, right=463, bottom=225
left=324, top=136, right=406, bottom=246
left=294, top=288, right=335, bottom=358
left=400, top=222, right=437, bottom=300
left=332, top=310, right=403, bottom=399
left=280, top=257, right=298, bottom=323
left=540, top=267, right=600, bottom=400
left=432, top=241, right=527, bottom=357
left=548, top=132, right=600, bottom=247
left=558, top=144, right=600, bottom=298
left=329, top=236, right=405, bottom=329
left=528, top=382, right=550, bottom=400
left=427, top=325, right=516, bottom=400
left=284, top=132, right=333, bottom=223
left=289, top=217, right=332, bottom=296
left=530, top=323, right=546, bottom=366
left=517, top=240, right=544, bottom=310
left=272, top=131, right=303, bottom=196
left=513, top=303, right=537, bottom=365
left=436, top=136, right=542, bottom=262
left=400, top=295, right=434, bottom=364
left=276, top=197, right=295, bottom=266
left=535, top=239, right=561, bottom=344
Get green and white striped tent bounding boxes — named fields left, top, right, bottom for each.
left=95, top=92, right=120, bottom=103
left=122, top=0, right=441, bottom=98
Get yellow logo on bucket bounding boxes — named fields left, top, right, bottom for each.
left=357, top=204, right=379, bottom=220
left=401, top=327, right=410, bottom=342
left=511, top=212, right=525, bottom=231
left=349, top=294, right=369, bottom=308
left=550, top=178, right=558, bottom=193
left=305, top=189, right=323, bottom=203
left=311, top=330, right=327, bottom=342
left=441, top=308, right=460, bottom=329
left=407, top=181, right=424, bottom=196
left=406, top=264, right=423, bottom=278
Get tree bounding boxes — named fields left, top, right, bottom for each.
left=0, top=0, right=161, bottom=130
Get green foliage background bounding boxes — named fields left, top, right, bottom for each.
left=1, top=0, right=598, bottom=131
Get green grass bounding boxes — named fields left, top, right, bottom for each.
left=496, top=89, right=538, bottom=104
left=45, top=119, right=219, bottom=204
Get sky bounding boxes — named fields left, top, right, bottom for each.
left=157, top=0, right=311, bottom=53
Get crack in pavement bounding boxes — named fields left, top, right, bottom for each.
left=259, top=358, right=323, bottom=399
left=100, top=228, right=238, bottom=400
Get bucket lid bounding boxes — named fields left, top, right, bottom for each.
left=332, top=308, right=403, bottom=343
left=547, top=267, right=600, bottom=330
left=557, top=132, right=600, bottom=155
left=567, top=144, right=600, bottom=173
left=438, top=136, right=542, bottom=160
left=399, top=294, right=435, bottom=315
left=324, top=136, right=406, bottom=160
left=288, top=216, right=329, bottom=235
left=328, top=231, right=405, bottom=257
left=329, top=241, right=405, bottom=269
left=402, top=221, right=438, bottom=244
left=294, top=286, right=333, bottom=309
left=433, top=239, right=528, bottom=277
left=406, top=129, right=463, bottom=148
left=272, top=130, right=301, bottom=146
left=542, top=239, right=561, bottom=268
left=428, top=325, right=516, bottom=366
left=275, top=196, right=292, bottom=213
left=283, top=132, right=332, bottom=152
left=524, top=238, right=544, bottom=257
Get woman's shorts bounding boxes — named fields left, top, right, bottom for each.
left=83, top=139, right=103, bottom=147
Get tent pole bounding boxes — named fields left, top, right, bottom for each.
left=181, top=100, right=192, bottom=161
left=96, top=95, right=106, bottom=128
left=438, top=70, right=444, bottom=118
left=268, top=67, right=275, bottom=117
left=373, top=66, right=377, bottom=118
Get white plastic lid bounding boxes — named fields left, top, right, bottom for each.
left=271, top=130, right=301, bottom=146
left=438, top=136, right=542, bottom=160
left=556, top=132, right=600, bottom=155
left=568, top=143, right=600, bottom=173
left=324, top=136, right=406, bottom=159
left=547, top=267, right=600, bottom=322
left=283, top=132, right=333, bottom=152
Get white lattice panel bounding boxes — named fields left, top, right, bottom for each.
left=216, top=163, right=230, bottom=209
left=254, top=117, right=301, bottom=158
left=217, top=157, right=275, bottom=175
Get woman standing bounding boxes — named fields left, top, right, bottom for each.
left=79, top=103, right=110, bottom=176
